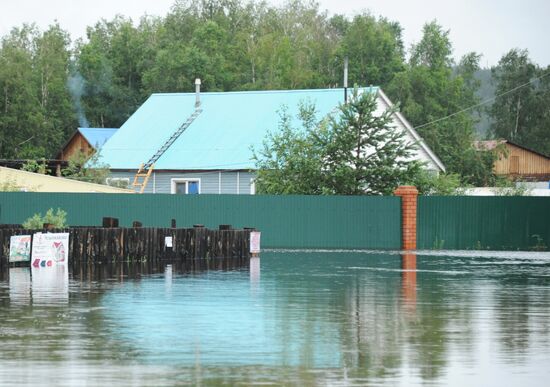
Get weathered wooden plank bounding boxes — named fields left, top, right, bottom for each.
left=0, top=226, right=251, bottom=267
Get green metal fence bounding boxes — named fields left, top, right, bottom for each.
left=0, top=193, right=401, bottom=249
left=2, top=193, right=547, bottom=250
left=418, top=196, right=550, bottom=251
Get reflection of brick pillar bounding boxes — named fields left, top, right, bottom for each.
left=394, top=186, right=418, bottom=250
left=401, top=253, right=417, bottom=310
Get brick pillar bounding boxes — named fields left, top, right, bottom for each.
left=394, top=185, right=418, bottom=250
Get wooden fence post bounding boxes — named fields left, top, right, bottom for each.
left=102, top=217, right=119, bottom=228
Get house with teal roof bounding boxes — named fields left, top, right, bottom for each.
left=100, top=87, right=445, bottom=194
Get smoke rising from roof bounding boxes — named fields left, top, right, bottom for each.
left=67, top=73, right=90, bottom=128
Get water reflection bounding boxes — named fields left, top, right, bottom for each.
left=9, top=267, right=31, bottom=305
left=401, top=253, right=417, bottom=312
left=165, top=264, right=173, bottom=294
left=0, top=251, right=549, bottom=386
left=250, top=256, right=260, bottom=292
left=31, top=265, right=68, bottom=305
left=6, top=265, right=68, bottom=306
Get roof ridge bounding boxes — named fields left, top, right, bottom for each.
left=150, top=86, right=380, bottom=97
left=77, top=127, right=119, bottom=130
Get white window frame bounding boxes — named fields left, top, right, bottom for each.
left=250, top=178, right=256, bottom=195
left=171, top=178, right=201, bottom=194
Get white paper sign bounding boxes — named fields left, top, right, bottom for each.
left=31, top=232, right=69, bottom=268
left=9, top=235, right=32, bottom=263
left=250, top=231, right=261, bottom=253
left=165, top=236, right=173, bottom=248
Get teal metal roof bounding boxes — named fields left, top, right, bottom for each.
left=79, top=128, right=117, bottom=149
left=99, top=88, right=377, bottom=170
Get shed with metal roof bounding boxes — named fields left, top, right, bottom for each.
left=57, top=128, right=117, bottom=161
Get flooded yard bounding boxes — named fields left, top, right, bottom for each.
left=1, top=250, right=550, bottom=386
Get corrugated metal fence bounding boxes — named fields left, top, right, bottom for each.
left=0, top=193, right=401, bottom=249
left=418, top=196, right=550, bottom=250
left=1, top=193, right=548, bottom=250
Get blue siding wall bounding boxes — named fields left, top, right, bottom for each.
left=109, top=171, right=256, bottom=194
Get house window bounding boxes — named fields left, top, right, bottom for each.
left=171, top=178, right=200, bottom=194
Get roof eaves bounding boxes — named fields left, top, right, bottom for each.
left=376, top=89, right=446, bottom=173
left=506, top=140, right=550, bottom=159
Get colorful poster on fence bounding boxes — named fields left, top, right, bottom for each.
left=9, top=235, right=32, bottom=263
left=31, top=232, right=69, bottom=268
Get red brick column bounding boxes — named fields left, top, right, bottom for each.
left=394, top=186, right=418, bottom=250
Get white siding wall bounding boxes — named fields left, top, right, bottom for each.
left=109, top=171, right=256, bottom=194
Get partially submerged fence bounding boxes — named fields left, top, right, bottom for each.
left=0, top=192, right=548, bottom=251
left=0, top=193, right=401, bottom=249
left=418, top=196, right=550, bottom=251
left=0, top=226, right=252, bottom=267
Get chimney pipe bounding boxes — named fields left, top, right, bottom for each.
left=343, top=57, right=348, bottom=103
left=195, top=78, right=201, bottom=108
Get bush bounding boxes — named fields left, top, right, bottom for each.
left=410, top=171, right=466, bottom=196
left=21, top=159, right=48, bottom=174
left=22, top=208, right=68, bottom=229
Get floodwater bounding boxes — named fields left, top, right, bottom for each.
left=1, top=250, right=550, bottom=386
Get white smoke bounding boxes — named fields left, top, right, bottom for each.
left=67, top=73, right=90, bottom=128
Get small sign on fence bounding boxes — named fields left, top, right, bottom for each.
left=9, top=235, right=31, bottom=263
left=31, top=232, right=69, bottom=268
left=165, top=236, right=173, bottom=248
left=250, top=231, right=261, bottom=254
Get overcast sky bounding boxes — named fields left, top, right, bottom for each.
left=1, top=0, right=548, bottom=67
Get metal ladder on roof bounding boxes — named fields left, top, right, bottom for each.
left=132, top=108, right=203, bottom=193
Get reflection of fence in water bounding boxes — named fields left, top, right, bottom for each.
left=69, top=257, right=250, bottom=283
left=4, top=257, right=251, bottom=305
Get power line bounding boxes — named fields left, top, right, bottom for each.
left=413, top=68, right=550, bottom=131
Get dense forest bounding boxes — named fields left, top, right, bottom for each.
left=0, top=0, right=548, bottom=180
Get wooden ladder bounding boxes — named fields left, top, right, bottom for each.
left=132, top=163, right=154, bottom=193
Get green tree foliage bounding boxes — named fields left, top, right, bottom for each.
left=0, top=24, right=75, bottom=158
left=254, top=89, right=422, bottom=195
left=339, top=13, right=405, bottom=87
left=61, top=150, right=110, bottom=184
left=411, top=171, right=464, bottom=196
left=74, top=16, right=154, bottom=127
left=490, top=49, right=550, bottom=156
left=22, top=208, right=67, bottom=229
left=21, top=158, right=48, bottom=174
left=386, top=21, right=496, bottom=186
